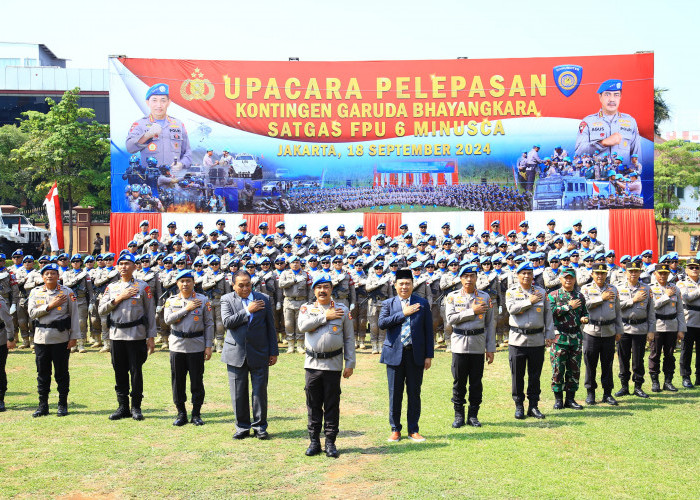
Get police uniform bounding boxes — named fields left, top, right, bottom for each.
left=94, top=265, right=120, bottom=351
left=202, top=267, right=231, bottom=352
left=365, top=269, right=393, bottom=353
left=330, top=268, right=356, bottom=310
left=164, top=287, right=214, bottom=425
left=279, top=266, right=312, bottom=352
left=439, top=270, right=462, bottom=351
left=505, top=264, right=554, bottom=417
left=87, top=264, right=105, bottom=347
left=126, top=84, right=192, bottom=170
left=580, top=267, right=624, bottom=404
left=0, top=295, right=16, bottom=410
left=61, top=264, right=94, bottom=353
left=297, top=293, right=355, bottom=457
left=28, top=272, right=81, bottom=416
left=648, top=266, right=686, bottom=391
left=349, top=266, right=368, bottom=347
left=14, top=263, right=35, bottom=348
left=98, top=270, right=157, bottom=419
left=158, top=267, right=179, bottom=347
left=445, top=271, right=495, bottom=427
left=677, top=259, right=700, bottom=387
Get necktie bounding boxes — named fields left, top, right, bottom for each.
left=243, top=297, right=252, bottom=324
left=400, top=299, right=412, bottom=346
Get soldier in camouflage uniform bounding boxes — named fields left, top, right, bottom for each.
left=548, top=267, right=588, bottom=410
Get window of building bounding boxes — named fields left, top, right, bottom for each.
left=691, top=235, right=700, bottom=252
left=23, top=58, right=38, bottom=66
left=0, top=58, right=21, bottom=68
left=677, top=187, right=685, bottom=199
left=666, top=235, right=676, bottom=252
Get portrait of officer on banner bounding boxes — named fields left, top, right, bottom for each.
left=574, top=79, right=640, bottom=163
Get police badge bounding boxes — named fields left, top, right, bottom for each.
left=553, top=65, right=583, bottom=97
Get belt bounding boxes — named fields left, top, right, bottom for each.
left=108, top=317, right=145, bottom=329
left=655, top=312, right=677, bottom=321
left=555, top=325, right=580, bottom=335
left=305, top=348, right=343, bottom=359
left=453, top=327, right=485, bottom=336
left=35, top=316, right=71, bottom=331
left=170, top=329, right=204, bottom=339
left=622, top=317, right=647, bottom=325
left=685, top=304, right=700, bottom=312
left=589, top=318, right=615, bottom=327
left=403, top=344, right=413, bottom=351
left=510, top=327, right=544, bottom=335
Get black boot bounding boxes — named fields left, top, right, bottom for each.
left=305, top=433, right=322, bottom=456
left=663, top=378, right=678, bottom=392
left=57, top=395, right=68, bottom=417
left=131, top=398, right=144, bottom=421
left=466, top=406, right=482, bottom=427
left=633, top=384, right=649, bottom=398
left=452, top=405, right=465, bottom=428
left=514, top=403, right=525, bottom=420
left=33, top=396, right=49, bottom=418
left=0, top=393, right=5, bottom=412
left=614, top=384, right=630, bottom=397
left=602, top=393, right=618, bottom=406
left=564, top=392, right=583, bottom=410
left=553, top=393, right=564, bottom=410
left=585, top=390, right=596, bottom=405
left=650, top=375, right=661, bottom=393
left=325, top=436, right=339, bottom=458
left=682, top=377, right=694, bottom=389
left=190, top=405, right=205, bottom=426
left=109, top=397, right=131, bottom=420
left=173, top=404, right=188, bottom=426
left=527, top=405, right=545, bottom=419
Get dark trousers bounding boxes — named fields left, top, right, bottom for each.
left=508, top=345, right=544, bottom=405
left=649, top=331, right=677, bottom=379
left=35, top=342, right=70, bottom=398
left=0, top=344, right=7, bottom=397
left=227, top=361, right=269, bottom=432
left=170, top=351, right=205, bottom=407
left=111, top=339, right=147, bottom=404
left=617, top=333, right=647, bottom=385
left=583, top=334, right=615, bottom=393
left=386, top=347, right=424, bottom=434
left=305, top=368, right=342, bottom=438
left=524, top=167, right=537, bottom=192
left=451, top=352, right=484, bottom=408
left=680, top=326, right=700, bottom=379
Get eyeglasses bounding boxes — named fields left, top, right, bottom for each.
left=687, top=266, right=699, bottom=270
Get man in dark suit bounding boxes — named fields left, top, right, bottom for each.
left=378, top=268, right=434, bottom=443
left=221, top=270, right=279, bottom=440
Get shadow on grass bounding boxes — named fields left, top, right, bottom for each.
left=556, top=409, right=633, bottom=418
left=5, top=391, right=30, bottom=396
left=342, top=441, right=449, bottom=454
left=432, top=430, right=525, bottom=441
left=487, top=419, right=584, bottom=428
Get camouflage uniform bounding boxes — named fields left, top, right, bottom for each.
left=548, top=288, right=588, bottom=394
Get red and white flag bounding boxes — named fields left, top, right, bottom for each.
left=43, top=182, right=63, bottom=251
left=592, top=182, right=600, bottom=195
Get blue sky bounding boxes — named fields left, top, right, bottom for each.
left=4, top=0, right=699, bottom=133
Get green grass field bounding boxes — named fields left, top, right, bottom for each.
left=2, top=343, right=698, bottom=499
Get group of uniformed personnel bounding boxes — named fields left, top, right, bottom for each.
left=0, top=216, right=698, bottom=445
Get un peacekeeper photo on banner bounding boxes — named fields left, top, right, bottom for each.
left=574, top=79, right=641, bottom=162
left=126, top=83, right=192, bottom=172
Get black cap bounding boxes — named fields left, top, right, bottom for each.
left=687, top=258, right=700, bottom=266
left=655, top=263, right=671, bottom=273
left=592, top=263, right=608, bottom=273
left=395, top=269, right=413, bottom=281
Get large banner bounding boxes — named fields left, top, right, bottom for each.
left=109, top=54, right=654, bottom=214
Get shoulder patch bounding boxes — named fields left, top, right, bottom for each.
left=145, top=285, right=152, bottom=299
left=70, top=293, right=77, bottom=302
left=206, top=301, right=212, bottom=311
left=579, top=120, right=588, bottom=133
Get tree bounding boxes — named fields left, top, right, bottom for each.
left=12, top=88, right=110, bottom=253
left=654, top=87, right=671, bottom=137
left=0, top=125, right=29, bottom=205
left=654, top=140, right=700, bottom=256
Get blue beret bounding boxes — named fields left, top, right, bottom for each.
left=425, top=259, right=435, bottom=267
left=70, top=254, right=82, bottom=262
left=491, top=220, right=501, bottom=226
left=11, top=249, right=23, bottom=257
left=597, top=79, right=623, bottom=93
left=562, top=227, right=573, bottom=234
left=641, top=249, right=653, bottom=257
left=605, top=250, right=615, bottom=257
left=516, top=262, right=534, bottom=273
left=480, top=231, right=489, bottom=237
left=549, top=253, right=560, bottom=261
left=573, top=219, right=582, bottom=226
left=527, top=239, right=537, bottom=246
left=309, top=242, right=318, bottom=249
left=40, top=263, right=60, bottom=274
left=594, top=253, right=605, bottom=261
left=465, top=223, right=475, bottom=229
left=174, top=254, right=187, bottom=264
left=288, top=256, right=299, bottom=263
left=514, top=255, right=527, bottom=264
left=104, top=253, right=115, bottom=259
left=38, top=255, right=50, bottom=262
left=377, top=223, right=386, bottom=229
left=448, top=257, right=460, bottom=266
left=658, top=254, right=669, bottom=264
left=491, top=255, right=502, bottom=263
left=441, top=222, right=450, bottom=228
left=459, top=264, right=479, bottom=276
left=162, top=256, right=173, bottom=264
left=49, top=256, right=58, bottom=263
left=355, top=225, right=364, bottom=231
left=419, top=221, right=428, bottom=226
left=23, top=255, right=35, bottom=262
left=83, top=255, right=94, bottom=263
left=146, top=83, right=169, bottom=100
left=320, top=255, right=331, bottom=263
left=311, top=273, right=333, bottom=288
left=519, top=220, right=529, bottom=227
left=588, top=226, right=597, bottom=233
left=507, top=230, right=517, bottom=236
left=331, top=255, right=343, bottom=263
left=537, top=231, right=545, bottom=237
left=208, top=256, right=220, bottom=264
left=322, top=232, right=331, bottom=238
left=547, top=219, right=556, bottom=225
left=409, top=261, right=423, bottom=270
left=479, top=255, right=491, bottom=264
left=373, top=260, right=384, bottom=268
left=192, top=258, right=205, bottom=266
left=176, top=270, right=194, bottom=281
left=118, top=253, right=135, bottom=264
left=275, top=221, right=285, bottom=228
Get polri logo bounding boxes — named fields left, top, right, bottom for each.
left=553, top=65, right=583, bottom=97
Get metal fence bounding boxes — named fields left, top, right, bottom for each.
left=670, top=208, right=700, bottom=223
left=17, top=207, right=110, bottom=224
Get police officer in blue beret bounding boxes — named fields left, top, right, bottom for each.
left=126, top=83, right=192, bottom=171
left=575, top=79, right=641, bottom=164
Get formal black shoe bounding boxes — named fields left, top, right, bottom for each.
left=109, top=405, right=131, bottom=420
left=651, top=378, right=661, bottom=392
left=633, top=386, right=649, bottom=398
left=32, top=403, right=49, bottom=418
left=564, top=397, right=584, bottom=410
left=0, top=401, right=5, bottom=412
left=452, top=406, right=465, bottom=428
left=131, top=407, right=144, bottom=421
left=527, top=406, right=545, bottom=419
left=173, top=412, right=188, bottom=426
left=682, top=378, right=694, bottom=389
left=663, top=380, right=678, bottom=392
left=233, top=429, right=250, bottom=440
left=467, top=416, right=482, bottom=427
left=602, top=394, right=618, bottom=406
left=514, top=405, right=525, bottom=420
left=253, top=429, right=269, bottom=440
left=614, top=386, right=630, bottom=397
left=466, top=406, right=481, bottom=427
left=553, top=396, right=564, bottom=410
left=190, top=415, right=205, bottom=426
left=585, top=391, right=596, bottom=405
left=325, top=440, right=339, bottom=458
left=305, top=436, right=322, bottom=456
left=56, top=404, right=68, bottom=417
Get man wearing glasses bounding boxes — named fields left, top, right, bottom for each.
left=677, top=257, right=700, bottom=388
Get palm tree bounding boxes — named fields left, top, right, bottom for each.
left=654, top=87, right=671, bottom=136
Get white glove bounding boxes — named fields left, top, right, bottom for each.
left=349, top=304, right=355, bottom=311
left=276, top=303, right=282, bottom=311
left=9, top=304, right=16, bottom=315
left=144, top=123, right=162, bottom=140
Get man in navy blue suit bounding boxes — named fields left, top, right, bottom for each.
left=221, top=270, right=279, bottom=440
left=378, top=268, right=434, bottom=443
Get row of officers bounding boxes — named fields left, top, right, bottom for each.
left=1, top=253, right=699, bottom=458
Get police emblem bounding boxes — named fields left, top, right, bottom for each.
left=147, top=143, right=157, bottom=151
left=553, top=65, right=583, bottom=97
left=181, top=68, right=215, bottom=101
